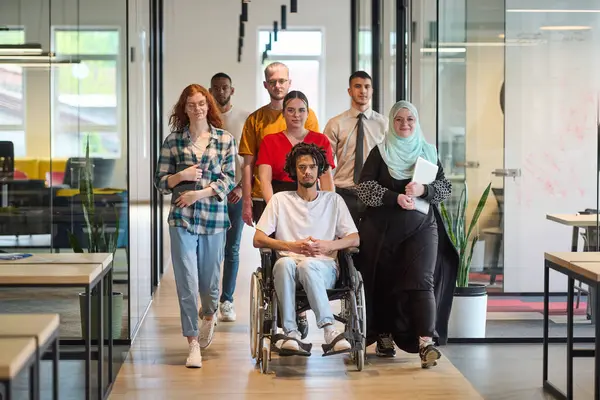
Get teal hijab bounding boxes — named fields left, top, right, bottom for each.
left=377, top=100, right=438, bottom=180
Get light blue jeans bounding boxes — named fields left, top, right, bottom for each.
left=273, top=257, right=338, bottom=334
left=221, top=199, right=243, bottom=303
left=169, top=226, right=225, bottom=337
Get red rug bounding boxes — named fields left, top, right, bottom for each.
left=487, top=298, right=587, bottom=315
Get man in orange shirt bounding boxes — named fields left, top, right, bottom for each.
left=239, top=62, right=319, bottom=227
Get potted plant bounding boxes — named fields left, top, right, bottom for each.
left=69, top=139, right=124, bottom=340
left=440, top=182, right=491, bottom=338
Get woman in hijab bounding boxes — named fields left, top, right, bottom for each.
left=356, top=100, right=458, bottom=368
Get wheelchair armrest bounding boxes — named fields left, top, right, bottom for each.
left=343, top=247, right=359, bottom=255
left=260, top=248, right=273, bottom=255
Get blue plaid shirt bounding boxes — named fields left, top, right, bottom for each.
left=154, top=126, right=236, bottom=235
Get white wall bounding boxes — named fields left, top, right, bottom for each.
left=163, top=0, right=351, bottom=133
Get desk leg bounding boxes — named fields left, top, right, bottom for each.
left=5, top=380, right=12, bottom=400
left=29, top=363, right=35, bottom=400
left=567, top=276, right=574, bottom=399
left=571, top=227, right=579, bottom=252
left=543, top=261, right=550, bottom=382
left=52, top=337, right=59, bottom=400
left=108, top=267, right=114, bottom=385
left=97, top=278, right=104, bottom=400
left=595, top=282, right=600, bottom=400
left=85, top=285, right=91, bottom=400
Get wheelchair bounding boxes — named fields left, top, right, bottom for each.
left=249, top=246, right=367, bottom=374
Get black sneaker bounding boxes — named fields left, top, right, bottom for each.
left=376, top=334, right=396, bottom=357
left=419, top=344, right=441, bottom=368
left=297, top=315, right=309, bottom=339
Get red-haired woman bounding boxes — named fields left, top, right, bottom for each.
left=154, top=84, right=236, bottom=368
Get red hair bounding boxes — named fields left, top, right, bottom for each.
left=169, top=84, right=223, bottom=132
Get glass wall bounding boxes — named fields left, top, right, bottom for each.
left=412, top=0, right=600, bottom=339
left=0, top=0, right=155, bottom=343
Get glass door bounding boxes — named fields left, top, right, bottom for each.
left=416, top=0, right=600, bottom=339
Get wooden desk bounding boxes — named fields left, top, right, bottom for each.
left=0, top=314, right=60, bottom=400
left=0, top=262, right=113, bottom=400
left=0, top=338, right=38, bottom=400
left=543, top=252, right=600, bottom=400
left=546, top=214, right=599, bottom=227
left=0, top=263, right=103, bottom=285
left=547, top=214, right=599, bottom=319
left=0, top=252, right=113, bottom=269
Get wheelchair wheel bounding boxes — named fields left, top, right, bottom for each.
left=354, top=271, right=367, bottom=371
left=250, top=272, right=263, bottom=360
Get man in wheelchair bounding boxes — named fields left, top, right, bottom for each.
left=253, top=143, right=359, bottom=356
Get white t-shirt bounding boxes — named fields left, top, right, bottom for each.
left=256, top=191, right=358, bottom=261
left=221, top=105, right=250, bottom=185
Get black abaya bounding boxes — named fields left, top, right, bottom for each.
left=356, top=146, right=458, bottom=353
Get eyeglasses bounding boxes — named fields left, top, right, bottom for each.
left=267, top=78, right=289, bottom=87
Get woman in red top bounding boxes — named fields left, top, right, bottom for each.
left=257, top=90, right=335, bottom=203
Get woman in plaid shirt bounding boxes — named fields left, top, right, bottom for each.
left=154, top=84, right=236, bottom=368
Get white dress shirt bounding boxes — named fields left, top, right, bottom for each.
left=323, top=107, right=388, bottom=189
left=221, top=105, right=250, bottom=186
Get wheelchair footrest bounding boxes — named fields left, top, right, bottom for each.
left=321, top=332, right=353, bottom=357
left=272, top=333, right=312, bottom=356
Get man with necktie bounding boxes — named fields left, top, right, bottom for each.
left=323, top=71, right=387, bottom=228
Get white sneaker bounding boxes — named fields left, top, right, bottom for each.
left=281, top=330, right=302, bottom=352
left=324, top=329, right=351, bottom=352
left=219, top=301, right=236, bottom=322
left=198, top=318, right=216, bottom=349
left=186, top=340, right=202, bottom=368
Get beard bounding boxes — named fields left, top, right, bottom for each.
left=216, top=95, right=231, bottom=107
left=299, top=178, right=317, bottom=188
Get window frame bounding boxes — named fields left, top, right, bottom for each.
left=50, top=26, right=122, bottom=158
left=256, top=28, right=325, bottom=123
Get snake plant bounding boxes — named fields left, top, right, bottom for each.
left=440, top=182, right=491, bottom=288
left=68, top=138, right=120, bottom=295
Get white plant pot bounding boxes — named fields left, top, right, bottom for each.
left=448, top=285, right=488, bottom=338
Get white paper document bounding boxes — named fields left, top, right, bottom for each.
left=411, top=157, right=439, bottom=214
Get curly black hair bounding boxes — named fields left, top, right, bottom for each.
left=283, top=142, right=330, bottom=182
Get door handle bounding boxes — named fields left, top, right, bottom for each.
left=492, top=168, right=521, bottom=178
left=455, top=161, right=480, bottom=168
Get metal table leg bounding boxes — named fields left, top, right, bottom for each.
left=567, top=277, right=574, bottom=399
left=595, top=281, right=600, bottom=400
left=52, top=336, right=59, bottom=400
left=84, top=285, right=91, bottom=400
left=543, top=261, right=550, bottom=383
left=97, top=277, right=104, bottom=400
left=108, top=266, right=114, bottom=386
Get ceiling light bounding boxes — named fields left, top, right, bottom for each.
left=420, top=48, right=466, bottom=53
left=0, top=43, right=43, bottom=54
left=507, top=9, right=600, bottom=13
left=540, top=25, right=592, bottom=30
left=0, top=52, right=80, bottom=64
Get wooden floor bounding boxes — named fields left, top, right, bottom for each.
left=110, top=229, right=483, bottom=400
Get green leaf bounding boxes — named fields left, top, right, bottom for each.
left=439, top=182, right=491, bottom=288
left=465, top=182, right=492, bottom=244
left=67, top=231, right=85, bottom=253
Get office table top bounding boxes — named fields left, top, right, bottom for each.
left=544, top=252, right=600, bottom=282
left=0, top=337, right=37, bottom=379
left=0, top=314, right=60, bottom=345
left=0, top=263, right=104, bottom=285
left=546, top=214, right=599, bottom=227
left=0, top=252, right=113, bottom=268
